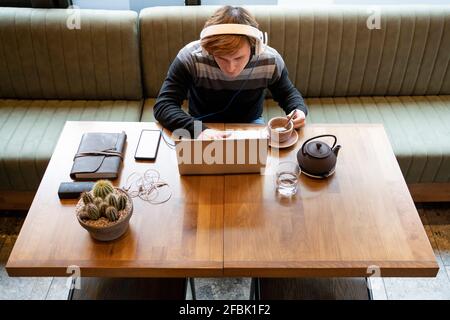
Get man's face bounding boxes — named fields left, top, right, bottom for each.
left=214, top=41, right=251, bottom=78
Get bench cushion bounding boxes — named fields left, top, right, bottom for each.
left=0, top=99, right=143, bottom=191
left=141, top=95, right=450, bottom=183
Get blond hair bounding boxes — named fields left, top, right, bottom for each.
left=201, top=6, right=259, bottom=56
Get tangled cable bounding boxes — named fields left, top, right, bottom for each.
left=122, top=169, right=172, bottom=204
left=161, top=130, right=176, bottom=149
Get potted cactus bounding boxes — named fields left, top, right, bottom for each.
left=76, top=180, right=133, bottom=241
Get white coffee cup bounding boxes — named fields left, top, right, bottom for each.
left=268, top=117, right=294, bottom=143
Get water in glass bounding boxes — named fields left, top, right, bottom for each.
left=276, top=171, right=298, bottom=196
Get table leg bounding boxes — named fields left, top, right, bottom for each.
left=250, top=277, right=260, bottom=300
left=67, top=278, right=75, bottom=300
left=366, top=277, right=374, bottom=300
left=67, top=277, right=186, bottom=299
left=189, top=277, right=196, bottom=300
left=259, top=278, right=370, bottom=299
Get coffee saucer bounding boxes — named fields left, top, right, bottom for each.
left=269, top=130, right=299, bottom=149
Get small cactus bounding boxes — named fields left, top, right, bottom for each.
left=81, top=192, right=94, bottom=205
left=105, top=206, right=119, bottom=222
left=93, top=196, right=103, bottom=208
left=106, top=193, right=119, bottom=209
left=79, top=211, right=90, bottom=220
left=85, top=203, right=101, bottom=220
left=93, top=180, right=114, bottom=199
left=99, top=202, right=109, bottom=217
left=117, top=194, right=127, bottom=211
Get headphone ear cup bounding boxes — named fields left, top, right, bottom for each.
left=255, top=40, right=264, bottom=56
left=254, top=40, right=261, bottom=57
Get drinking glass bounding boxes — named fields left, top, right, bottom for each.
left=276, top=161, right=300, bottom=196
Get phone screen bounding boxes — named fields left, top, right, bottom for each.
left=135, top=130, right=161, bottom=160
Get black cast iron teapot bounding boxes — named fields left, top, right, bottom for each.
left=297, top=134, right=341, bottom=179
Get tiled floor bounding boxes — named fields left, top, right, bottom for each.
left=1, top=205, right=450, bottom=300
left=0, top=212, right=69, bottom=300
left=377, top=206, right=450, bottom=300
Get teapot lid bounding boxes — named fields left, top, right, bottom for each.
left=305, top=141, right=331, bottom=159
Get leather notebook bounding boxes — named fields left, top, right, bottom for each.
left=70, top=131, right=127, bottom=180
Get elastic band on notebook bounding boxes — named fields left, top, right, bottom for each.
left=73, top=149, right=124, bottom=160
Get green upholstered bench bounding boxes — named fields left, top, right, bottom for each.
left=0, top=8, right=143, bottom=209
left=139, top=5, right=450, bottom=201
left=0, top=5, right=449, bottom=209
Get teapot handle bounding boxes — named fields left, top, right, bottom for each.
left=301, top=134, right=337, bottom=155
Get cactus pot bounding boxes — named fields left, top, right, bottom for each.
left=76, top=188, right=133, bottom=241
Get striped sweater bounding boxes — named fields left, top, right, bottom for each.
left=154, top=40, right=308, bottom=137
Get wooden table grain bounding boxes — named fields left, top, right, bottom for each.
left=223, top=123, right=438, bottom=277
left=6, top=122, right=438, bottom=278
left=6, top=121, right=224, bottom=277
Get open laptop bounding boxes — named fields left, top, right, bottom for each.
left=174, top=129, right=269, bottom=175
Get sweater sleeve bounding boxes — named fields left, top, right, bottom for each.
left=153, top=57, right=207, bottom=138
left=267, top=58, right=308, bottom=117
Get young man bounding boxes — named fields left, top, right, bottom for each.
left=154, top=6, right=308, bottom=139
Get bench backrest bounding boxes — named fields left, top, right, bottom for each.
left=140, top=5, right=450, bottom=98
left=0, top=8, right=142, bottom=100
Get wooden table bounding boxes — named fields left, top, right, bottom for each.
left=6, top=122, right=438, bottom=279
left=224, top=123, right=438, bottom=278
left=6, top=121, right=224, bottom=278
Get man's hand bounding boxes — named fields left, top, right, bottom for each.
left=288, top=109, right=306, bottom=129
left=197, top=129, right=232, bottom=140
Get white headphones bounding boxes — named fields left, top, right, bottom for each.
left=200, top=23, right=268, bottom=57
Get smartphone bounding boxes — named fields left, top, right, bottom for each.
left=134, top=129, right=161, bottom=160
